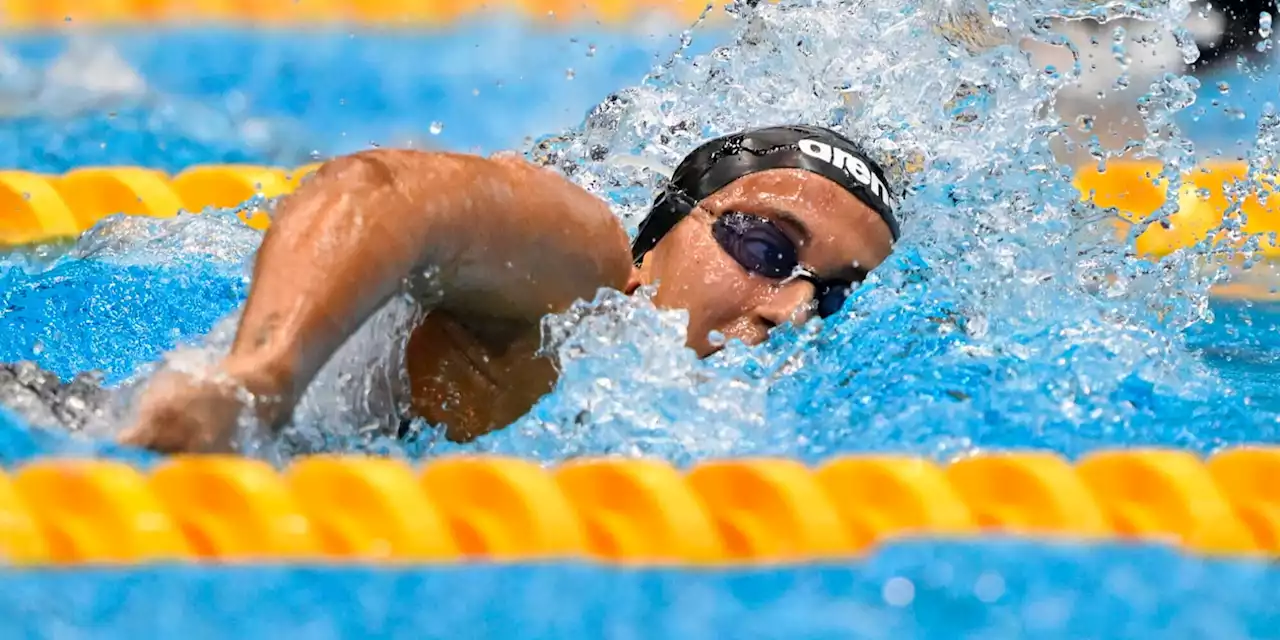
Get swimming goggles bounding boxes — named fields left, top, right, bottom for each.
left=710, top=211, right=857, bottom=319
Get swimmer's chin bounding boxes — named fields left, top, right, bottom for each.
left=691, top=329, right=766, bottom=359
left=694, top=343, right=723, bottom=359
left=689, top=336, right=727, bottom=359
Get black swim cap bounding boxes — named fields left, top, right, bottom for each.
left=631, top=125, right=900, bottom=263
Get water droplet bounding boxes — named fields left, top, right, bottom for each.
left=707, top=331, right=726, bottom=347
left=1174, top=27, right=1201, bottom=64
left=565, top=68, right=576, bottom=80
left=1218, top=81, right=1231, bottom=95
left=429, top=121, right=443, bottom=135
left=974, top=572, right=1006, bottom=604
left=1111, top=26, right=1128, bottom=66
left=1076, top=114, right=1094, bottom=132
left=1261, top=12, right=1273, bottom=39
left=882, top=577, right=915, bottom=607
left=587, top=44, right=597, bottom=57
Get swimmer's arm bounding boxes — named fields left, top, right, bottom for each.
left=238, top=149, right=631, bottom=412
left=181, top=150, right=629, bottom=434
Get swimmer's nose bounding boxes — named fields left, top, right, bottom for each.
left=753, top=279, right=816, bottom=329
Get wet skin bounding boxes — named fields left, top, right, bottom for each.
left=118, top=150, right=894, bottom=453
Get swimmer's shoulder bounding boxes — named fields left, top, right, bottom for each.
left=479, top=150, right=634, bottom=292
left=329, top=149, right=625, bottom=231
left=327, top=147, right=631, bottom=321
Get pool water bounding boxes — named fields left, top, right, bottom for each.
left=5, top=232, right=1280, bottom=460
left=0, top=22, right=708, bottom=170
left=0, top=540, right=1278, bottom=639
left=3, top=3, right=1280, bottom=637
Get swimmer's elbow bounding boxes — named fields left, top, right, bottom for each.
left=307, top=149, right=450, bottom=196
left=292, top=147, right=629, bottom=295
left=280, top=148, right=478, bottom=235
left=311, top=151, right=397, bottom=184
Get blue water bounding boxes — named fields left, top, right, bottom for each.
left=0, top=24, right=713, bottom=171
left=3, top=19, right=1280, bottom=639
left=0, top=23, right=1271, bottom=170
left=1, top=541, right=1278, bottom=639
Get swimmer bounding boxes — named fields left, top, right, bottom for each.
left=118, top=125, right=900, bottom=453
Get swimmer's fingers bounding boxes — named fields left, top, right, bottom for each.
left=118, top=408, right=232, bottom=454
left=118, top=371, right=244, bottom=454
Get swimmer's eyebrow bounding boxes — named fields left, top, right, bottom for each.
left=770, top=209, right=870, bottom=281
left=769, top=210, right=813, bottom=244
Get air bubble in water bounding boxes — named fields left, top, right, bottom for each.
left=586, top=44, right=597, bottom=57
left=565, top=68, right=576, bottom=80
left=428, top=121, right=443, bottom=135
left=1219, top=81, right=1231, bottom=95
left=1261, top=12, right=1273, bottom=39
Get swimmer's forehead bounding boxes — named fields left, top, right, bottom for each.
left=630, top=125, right=900, bottom=262
left=701, top=169, right=895, bottom=272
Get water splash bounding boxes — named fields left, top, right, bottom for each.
left=3, top=0, right=1279, bottom=464
left=40, top=208, right=432, bottom=461
left=489, top=0, right=1280, bottom=463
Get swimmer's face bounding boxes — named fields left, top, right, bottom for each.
left=629, top=169, right=895, bottom=357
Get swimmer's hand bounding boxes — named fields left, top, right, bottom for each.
left=117, top=364, right=283, bottom=454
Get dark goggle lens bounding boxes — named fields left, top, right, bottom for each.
left=711, top=211, right=799, bottom=278
left=711, top=210, right=856, bottom=319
